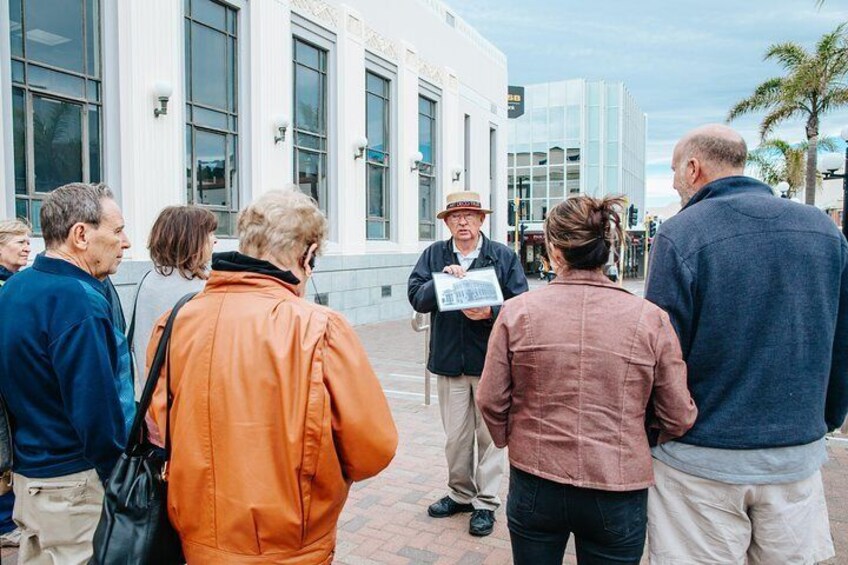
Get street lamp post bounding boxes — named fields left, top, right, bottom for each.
left=817, top=126, right=848, bottom=240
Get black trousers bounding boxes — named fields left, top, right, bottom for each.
left=507, top=465, right=647, bottom=565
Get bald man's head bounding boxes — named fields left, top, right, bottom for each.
left=672, top=124, right=748, bottom=206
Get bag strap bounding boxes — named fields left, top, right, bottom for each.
left=126, top=291, right=197, bottom=452
left=126, top=270, right=152, bottom=349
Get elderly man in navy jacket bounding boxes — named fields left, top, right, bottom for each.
left=646, top=124, right=848, bottom=564
left=408, top=191, right=527, bottom=537
left=0, top=183, right=132, bottom=564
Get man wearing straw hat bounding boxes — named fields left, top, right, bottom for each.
left=408, top=191, right=527, bottom=537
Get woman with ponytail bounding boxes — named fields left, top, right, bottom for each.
left=476, top=196, right=697, bottom=565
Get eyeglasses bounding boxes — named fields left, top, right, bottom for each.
left=446, top=212, right=480, bottom=224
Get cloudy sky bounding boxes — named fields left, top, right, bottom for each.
left=449, top=0, right=848, bottom=208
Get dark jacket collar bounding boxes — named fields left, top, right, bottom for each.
left=211, top=251, right=301, bottom=286
left=33, top=253, right=106, bottom=296
left=683, top=175, right=774, bottom=211
left=0, top=265, right=13, bottom=282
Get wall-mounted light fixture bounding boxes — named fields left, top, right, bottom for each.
left=153, top=81, right=173, bottom=118
left=410, top=151, right=424, bottom=172
left=274, top=115, right=290, bottom=144
left=353, top=136, right=368, bottom=160
left=451, top=167, right=463, bottom=182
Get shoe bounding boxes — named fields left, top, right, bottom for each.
left=427, top=496, right=474, bottom=518
left=469, top=509, right=495, bottom=536
left=0, top=528, right=21, bottom=547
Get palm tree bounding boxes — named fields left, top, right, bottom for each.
left=728, top=23, right=848, bottom=205
left=747, top=137, right=838, bottom=198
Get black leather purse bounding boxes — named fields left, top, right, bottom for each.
left=90, top=292, right=196, bottom=565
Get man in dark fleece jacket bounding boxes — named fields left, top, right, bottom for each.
left=0, top=183, right=132, bottom=564
left=645, top=124, right=848, bottom=565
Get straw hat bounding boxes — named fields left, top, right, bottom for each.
left=436, top=191, right=493, bottom=220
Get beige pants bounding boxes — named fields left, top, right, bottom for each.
left=13, top=469, right=104, bottom=565
left=648, top=459, right=835, bottom=564
left=437, top=375, right=504, bottom=511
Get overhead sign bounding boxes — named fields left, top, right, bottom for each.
left=508, top=86, right=524, bottom=119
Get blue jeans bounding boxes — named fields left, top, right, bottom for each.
left=507, top=466, right=647, bottom=564
left=0, top=491, right=14, bottom=534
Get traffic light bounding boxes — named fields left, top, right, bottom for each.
left=648, top=219, right=657, bottom=238
left=628, top=205, right=638, bottom=228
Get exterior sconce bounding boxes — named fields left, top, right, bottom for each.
left=353, top=136, right=368, bottom=160
left=451, top=167, right=463, bottom=182
left=274, top=115, right=290, bottom=144
left=410, top=151, right=424, bottom=172
left=153, top=81, right=173, bottom=118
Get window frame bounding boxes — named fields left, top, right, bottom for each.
left=417, top=91, right=438, bottom=241
left=364, top=53, right=396, bottom=242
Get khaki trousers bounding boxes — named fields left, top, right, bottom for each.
left=13, top=469, right=104, bottom=565
left=437, top=375, right=504, bottom=511
left=648, top=459, right=835, bottom=565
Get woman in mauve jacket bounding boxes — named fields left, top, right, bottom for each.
left=477, top=196, right=697, bottom=565
left=148, top=188, right=398, bottom=564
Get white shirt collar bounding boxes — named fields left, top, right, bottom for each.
left=452, top=235, right=483, bottom=258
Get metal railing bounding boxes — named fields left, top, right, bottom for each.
left=410, top=312, right=432, bottom=406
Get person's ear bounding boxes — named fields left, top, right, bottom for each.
left=688, top=158, right=701, bottom=184
left=303, top=243, right=318, bottom=275
left=69, top=222, right=89, bottom=251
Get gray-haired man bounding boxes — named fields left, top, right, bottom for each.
left=0, top=183, right=133, bottom=564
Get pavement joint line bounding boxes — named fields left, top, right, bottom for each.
left=383, top=389, right=425, bottom=398
left=385, top=373, right=427, bottom=381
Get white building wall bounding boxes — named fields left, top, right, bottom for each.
left=0, top=0, right=508, bottom=325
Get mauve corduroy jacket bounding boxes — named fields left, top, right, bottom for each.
left=477, top=269, right=697, bottom=491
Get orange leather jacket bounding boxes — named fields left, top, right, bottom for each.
left=147, top=268, right=398, bottom=564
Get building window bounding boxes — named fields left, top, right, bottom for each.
left=464, top=114, right=471, bottom=190
left=418, top=96, right=436, bottom=240
left=293, top=38, right=328, bottom=215
left=10, top=0, right=102, bottom=231
left=366, top=71, right=390, bottom=240
left=185, top=0, right=240, bottom=235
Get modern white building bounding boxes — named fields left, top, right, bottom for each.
left=506, top=79, right=646, bottom=272
left=0, top=0, right=509, bottom=325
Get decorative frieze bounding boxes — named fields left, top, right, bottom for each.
left=291, top=0, right=339, bottom=29
left=364, top=25, right=398, bottom=61
left=346, top=13, right=363, bottom=38
left=418, top=59, right=444, bottom=86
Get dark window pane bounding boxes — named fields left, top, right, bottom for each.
left=12, top=88, right=26, bottom=195
left=87, top=80, right=100, bottom=102
left=32, top=96, right=83, bottom=193
left=228, top=115, right=237, bottom=131
left=296, top=149, right=326, bottom=212
left=295, top=64, right=322, bottom=133
left=15, top=199, right=28, bottom=222
left=367, top=164, right=385, bottom=217
left=10, top=0, right=23, bottom=57
left=213, top=211, right=232, bottom=236
left=294, top=131, right=324, bottom=151
left=228, top=36, right=237, bottom=112
left=227, top=7, right=236, bottom=34
left=419, top=222, right=434, bottom=240
left=31, top=200, right=43, bottom=232
left=85, top=0, right=100, bottom=77
left=195, top=129, right=227, bottom=206
left=25, top=0, right=85, bottom=74
left=419, top=115, right=433, bottom=164
left=419, top=96, right=433, bottom=116
left=185, top=127, right=193, bottom=201
left=228, top=134, right=238, bottom=204
left=28, top=65, right=85, bottom=98
left=294, top=39, right=320, bottom=70
left=366, top=220, right=386, bottom=240
left=366, top=72, right=387, bottom=96
left=194, top=106, right=228, bottom=129
left=191, top=23, right=227, bottom=109
left=11, top=61, right=24, bottom=84
left=184, top=19, right=191, bottom=100
left=419, top=175, right=433, bottom=227
left=366, top=92, right=386, bottom=152
left=89, top=105, right=100, bottom=183
left=192, top=0, right=226, bottom=30
left=366, top=149, right=387, bottom=165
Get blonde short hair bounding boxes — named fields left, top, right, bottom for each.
left=0, top=219, right=31, bottom=248
left=237, top=188, right=327, bottom=266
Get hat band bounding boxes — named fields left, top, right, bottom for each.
left=446, top=200, right=482, bottom=210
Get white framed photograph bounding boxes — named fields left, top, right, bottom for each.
left=432, top=267, right=505, bottom=312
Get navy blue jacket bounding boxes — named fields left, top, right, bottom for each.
left=0, top=255, right=128, bottom=481
left=646, top=176, right=848, bottom=449
left=408, top=235, right=528, bottom=376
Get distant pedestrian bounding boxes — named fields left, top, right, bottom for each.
left=477, top=196, right=696, bottom=565
left=0, top=219, right=30, bottom=549
left=130, top=205, right=217, bottom=396
left=606, top=262, right=619, bottom=282
left=646, top=124, right=848, bottom=564
left=408, top=190, right=528, bottom=537
left=0, top=183, right=132, bottom=564
left=146, top=188, right=397, bottom=563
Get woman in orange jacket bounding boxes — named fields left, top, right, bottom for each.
left=147, top=188, right=398, bottom=564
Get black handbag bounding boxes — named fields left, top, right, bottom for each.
left=90, top=292, right=196, bottom=565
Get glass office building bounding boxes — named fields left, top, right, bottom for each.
left=506, top=79, right=646, bottom=271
